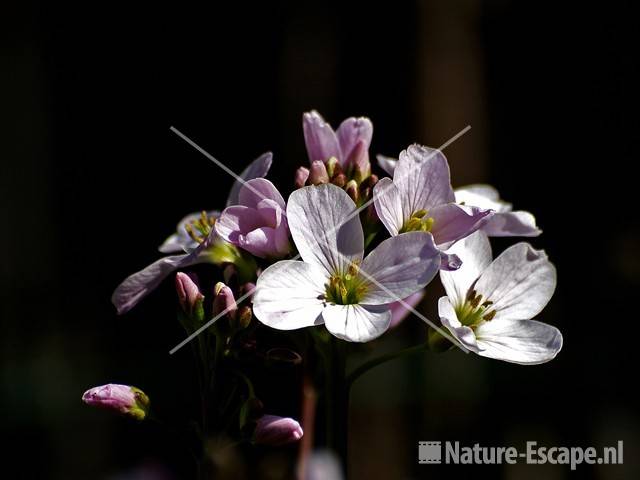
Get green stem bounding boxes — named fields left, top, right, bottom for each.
left=326, top=337, right=348, bottom=476
left=346, top=343, right=428, bottom=389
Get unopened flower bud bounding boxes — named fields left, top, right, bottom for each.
left=175, top=272, right=204, bottom=317
left=360, top=173, right=378, bottom=191
left=349, top=141, right=371, bottom=183
left=82, top=384, right=150, bottom=421
left=254, top=415, right=303, bottom=446
left=308, top=160, right=329, bottom=185
left=325, top=156, right=341, bottom=178
left=294, top=166, right=310, bottom=189
left=214, top=282, right=238, bottom=319
left=345, top=180, right=359, bottom=203
left=331, top=173, right=347, bottom=188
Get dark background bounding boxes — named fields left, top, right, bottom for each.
left=2, top=1, right=638, bottom=478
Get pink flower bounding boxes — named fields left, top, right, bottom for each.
left=254, top=415, right=304, bottom=446
left=82, top=384, right=150, bottom=420
left=303, top=111, right=372, bottom=180
left=215, top=178, right=291, bottom=259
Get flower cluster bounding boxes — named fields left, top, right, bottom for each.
left=85, top=110, right=562, bottom=472
left=110, top=109, right=561, bottom=356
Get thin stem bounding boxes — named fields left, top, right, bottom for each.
left=326, top=337, right=348, bottom=476
left=346, top=343, right=428, bottom=389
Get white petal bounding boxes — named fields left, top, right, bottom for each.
left=372, top=177, right=403, bottom=236
left=455, top=184, right=511, bottom=212
left=252, top=260, right=327, bottom=330
left=482, top=211, right=541, bottom=237
left=322, top=304, right=391, bottom=342
left=359, top=232, right=440, bottom=304
left=287, top=184, right=364, bottom=276
left=158, top=233, right=190, bottom=254
left=439, top=231, right=492, bottom=306
left=437, top=296, right=479, bottom=352
left=376, top=154, right=397, bottom=176
left=394, top=145, right=455, bottom=217
left=226, top=152, right=273, bottom=207
left=112, top=253, right=204, bottom=314
left=475, top=319, right=563, bottom=365
left=475, top=243, right=556, bottom=322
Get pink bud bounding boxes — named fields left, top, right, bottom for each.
left=349, top=140, right=371, bottom=183
left=175, top=272, right=204, bottom=316
left=308, top=160, right=329, bottom=185
left=325, top=156, right=341, bottom=178
left=82, top=384, right=150, bottom=421
left=331, top=173, right=347, bottom=188
left=254, top=415, right=303, bottom=446
left=345, top=180, right=359, bottom=203
left=295, top=166, right=310, bottom=188
left=214, top=282, right=238, bottom=318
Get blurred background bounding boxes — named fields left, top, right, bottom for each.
left=2, top=1, right=638, bottom=478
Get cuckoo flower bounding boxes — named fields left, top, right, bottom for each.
left=112, top=153, right=271, bottom=314
left=159, top=152, right=273, bottom=253
left=436, top=231, right=562, bottom=364
left=377, top=156, right=540, bottom=238
left=373, top=145, right=493, bottom=270
left=303, top=110, right=372, bottom=181
left=215, top=178, right=290, bottom=259
left=252, top=184, right=441, bottom=342
left=82, top=384, right=150, bottom=421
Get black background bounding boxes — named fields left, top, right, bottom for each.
left=2, top=1, right=638, bottom=479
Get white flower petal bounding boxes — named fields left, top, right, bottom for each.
left=475, top=319, right=563, bottom=365
left=475, top=243, right=556, bottom=322
left=112, top=253, right=205, bottom=314
left=440, top=231, right=492, bottom=306
left=394, top=145, right=455, bottom=217
left=287, top=184, right=364, bottom=276
left=376, top=154, right=397, bottom=176
left=455, top=184, right=511, bottom=212
left=252, top=260, right=327, bottom=330
left=437, top=296, right=479, bottom=352
left=359, top=232, right=440, bottom=305
left=322, top=303, right=391, bottom=342
left=158, top=233, right=190, bottom=254
left=372, top=177, right=403, bottom=236
left=482, top=211, right=541, bottom=237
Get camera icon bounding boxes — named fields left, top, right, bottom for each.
left=419, top=441, right=442, bottom=464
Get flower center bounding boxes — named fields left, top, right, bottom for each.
left=455, top=289, right=496, bottom=327
left=399, top=209, right=434, bottom=233
left=185, top=211, right=217, bottom=244
left=324, top=262, right=367, bottom=305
